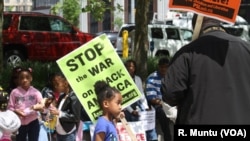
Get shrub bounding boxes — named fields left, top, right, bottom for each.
left=0, top=61, right=60, bottom=91
left=0, top=57, right=165, bottom=92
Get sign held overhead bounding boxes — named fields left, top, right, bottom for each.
left=168, top=0, right=241, bottom=24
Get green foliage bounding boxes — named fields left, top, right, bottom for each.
left=50, top=2, right=63, bottom=15
left=146, top=56, right=172, bottom=76
left=147, top=56, right=159, bottom=75
left=0, top=57, right=162, bottom=92
left=82, top=0, right=123, bottom=21
left=82, top=0, right=108, bottom=21
left=50, top=0, right=123, bottom=26
left=0, top=61, right=60, bottom=91
left=62, top=0, right=81, bottom=26
left=113, top=16, right=123, bottom=30
left=50, top=0, right=81, bottom=27
left=121, top=56, right=159, bottom=79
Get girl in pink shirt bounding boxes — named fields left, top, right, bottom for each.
left=8, top=68, right=43, bottom=141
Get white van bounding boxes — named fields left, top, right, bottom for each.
left=116, top=23, right=192, bottom=57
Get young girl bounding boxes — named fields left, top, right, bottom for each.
left=0, top=89, right=21, bottom=141
left=48, top=72, right=82, bottom=141
left=93, top=81, right=123, bottom=141
left=8, top=67, right=44, bottom=141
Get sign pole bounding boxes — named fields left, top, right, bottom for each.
left=192, top=15, right=204, bottom=41
left=120, top=117, right=137, bottom=141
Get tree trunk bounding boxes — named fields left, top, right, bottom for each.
left=133, top=0, right=150, bottom=82
left=0, top=0, right=3, bottom=72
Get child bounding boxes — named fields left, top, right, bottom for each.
left=39, top=93, right=57, bottom=141
left=93, top=81, right=123, bottom=141
left=8, top=67, right=44, bottom=141
left=41, top=72, right=61, bottom=102
left=40, top=72, right=61, bottom=141
left=48, top=72, right=82, bottom=141
left=0, top=89, right=21, bottom=141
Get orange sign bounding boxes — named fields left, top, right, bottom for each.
left=168, top=0, right=241, bottom=23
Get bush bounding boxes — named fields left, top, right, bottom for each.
left=0, top=61, right=60, bottom=91
left=0, top=57, right=166, bottom=92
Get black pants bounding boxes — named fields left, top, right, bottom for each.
left=16, top=119, right=40, bottom=141
left=156, top=107, right=174, bottom=141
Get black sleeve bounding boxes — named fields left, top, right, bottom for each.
left=161, top=50, right=190, bottom=106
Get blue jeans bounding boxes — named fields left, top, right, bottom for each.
left=39, top=123, right=49, bottom=141
left=16, top=119, right=40, bottom=141
left=146, top=129, right=158, bottom=141
left=56, top=130, right=76, bottom=141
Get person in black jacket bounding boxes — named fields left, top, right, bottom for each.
left=161, top=14, right=250, bottom=124
left=49, top=72, right=81, bottom=141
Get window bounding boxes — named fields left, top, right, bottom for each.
left=20, top=16, right=51, bottom=31
left=3, top=15, right=12, bottom=30
left=118, top=25, right=135, bottom=37
left=49, top=17, right=72, bottom=32
left=180, top=29, right=193, bottom=41
left=165, top=28, right=180, bottom=40
left=151, top=28, right=163, bottom=39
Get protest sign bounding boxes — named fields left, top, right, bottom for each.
left=117, top=120, right=147, bottom=141
left=168, top=0, right=241, bottom=24
left=56, top=34, right=142, bottom=122
left=90, top=121, right=147, bottom=141
left=139, top=110, right=156, bottom=131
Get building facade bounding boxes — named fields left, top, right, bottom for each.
left=3, top=0, right=249, bottom=33
left=4, top=0, right=33, bottom=11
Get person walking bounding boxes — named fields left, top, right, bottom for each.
left=161, top=14, right=250, bottom=124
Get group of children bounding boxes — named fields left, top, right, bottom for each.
left=0, top=67, right=84, bottom=141
left=0, top=65, right=125, bottom=141
left=0, top=58, right=167, bottom=141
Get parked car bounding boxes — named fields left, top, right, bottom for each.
left=221, top=15, right=250, bottom=42
left=116, top=23, right=192, bottom=57
left=95, top=31, right=118, bottom=48
left=3, top=11, right=94, bottom=66
left=172, top=13, right=250, bottom=42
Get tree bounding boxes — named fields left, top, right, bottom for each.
left=51, top=0, right=123, bottom=27
left=82, top=0, right=123, bottom=21
left=75, top=0, right=150, bottom=81
left=82, top=0, right=150, bottom=81
left=132, top=0, right=150, bottom=81
left=62, top=0, right=81, bottom=26
left=0, top=0, right=3, bottom=73
left=50, top=0, right=81, bottom=27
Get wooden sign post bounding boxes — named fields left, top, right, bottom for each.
left=120, top=117, right=138, bottom=141
left=192, top=15, right=204, bottom=41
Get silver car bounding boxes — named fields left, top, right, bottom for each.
left=116, top=23, right=192, bottom=57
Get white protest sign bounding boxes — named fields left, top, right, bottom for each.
left=139, top=110, right=156, bottom=131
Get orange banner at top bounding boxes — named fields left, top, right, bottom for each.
left=168, top=0, right=241, bottom=23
